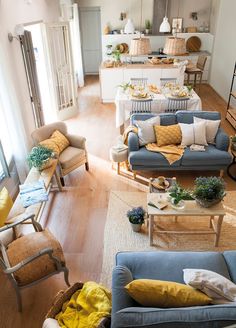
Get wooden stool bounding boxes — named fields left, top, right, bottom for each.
left=185, top=55, right=207, bottom=91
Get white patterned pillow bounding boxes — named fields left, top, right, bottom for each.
left=194, top=117, right=220, bottom=144
left=179, top=121, right=208, bottom=147
left=135, top=116, right=160, bottom=146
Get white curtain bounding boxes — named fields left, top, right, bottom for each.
left=70, top=3, right=84, bottom=87
left=0, top=46, right=29, bottom=183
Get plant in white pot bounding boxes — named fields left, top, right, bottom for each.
left=127, top=207, right=146, bottom=232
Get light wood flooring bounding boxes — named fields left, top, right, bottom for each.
left=0, top=76, right=235, bottom=328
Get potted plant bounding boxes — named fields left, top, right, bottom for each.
left=27, top=145, right=55, bottom=171
left=169, top=183, right=193, bottom=209
left=127, top=207, right=146, bottom=232
left=112, top=49, right=121, bottom=66
left=231, top=136, right=236, bottom=151
left=145, top=20, right=151, bottom=34
left=193, top=176, right=226, bottom=208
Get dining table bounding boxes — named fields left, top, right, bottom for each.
left=115, top=88, right=202, bottom=134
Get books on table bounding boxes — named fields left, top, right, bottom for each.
left=19, top=180, right=48, bottom=208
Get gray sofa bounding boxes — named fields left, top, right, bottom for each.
left=112, top=251, right=236, bottom=328
left=128, top=111, right=232, bottom=173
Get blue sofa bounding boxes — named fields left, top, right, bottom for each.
left=128, top=111, right=232, bottom=173
left=112, top=251, right=236, bottom=328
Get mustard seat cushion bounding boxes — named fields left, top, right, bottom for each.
left=40, top=130, right=70, bottom=155
left=125, top=279, right=212, bottom=308
left=0, top=187, right=13, bottom=227
left=154, top=124, right=182, bottom=147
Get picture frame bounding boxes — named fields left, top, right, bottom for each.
left=172, top=18, right=183, bottom=33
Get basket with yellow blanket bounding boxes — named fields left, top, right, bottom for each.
left=43, top=282, right=111, bottom=328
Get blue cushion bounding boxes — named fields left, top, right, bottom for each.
left=181, top=145, right=232, bottom=167
left=116, top=251, right=231, bottom=283
left=176, top=111, right=221, bottom=124
left=223, top=251, right=236, bottom=283
left=129, top=147, right=181, bottom=167
left=112, top=305, right=236, bottom=328
left=131, top=113, right=177, bottom=126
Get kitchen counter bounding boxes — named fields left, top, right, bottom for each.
left=100, top=62, right=178, bottom=70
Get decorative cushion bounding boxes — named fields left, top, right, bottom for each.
left=184, top=269, right=236, bottom=304
left=59, top=147, right=86, bottom=170
left=7, top=229, right=65, bottom=286
left=154, top=124, right=182, bottom=147
left=135, top=116, right=160, bottom=146
left=194, top=117, right=221, bottom=144
left=40, top=130, right=70, bottom=155
left=179, top=121, right=208, bottom=146
left=0, top=187, right=13, bottom=227
left=125, top=279, right=212, bottom=307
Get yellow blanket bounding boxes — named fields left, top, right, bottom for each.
left=146, top=143, right=184, bottom=165
left=123, top=126, right=184, bottom=165
left=56, top=282, right=111, bottom=328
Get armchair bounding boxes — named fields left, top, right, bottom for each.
left=0, top=214, right=70, bottom=311
left=31, top=122, right=89, bottom=185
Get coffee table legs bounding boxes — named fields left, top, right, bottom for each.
left=214, top=215, right=224, bottom=247
left=149, top=215, right=154, bottom=246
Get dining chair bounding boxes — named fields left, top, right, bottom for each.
left=130, top=78, right=148, bottom=87
left=166, top=97, right=189, bottom=113
left=0, top=214, right=70, bottom=311
left=131, top=99, right=153, bottom=115
left=160, top=78, right=177, bottom=87
left=185, top=55, right=207, bottom=91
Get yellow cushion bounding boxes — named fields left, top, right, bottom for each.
left=39, top=130, right=69, bottom=155
left=0, top=187, right=13, bottom=227
left=125, top=279, right=212, bottom=308
left=154, top=124, right=182, bottom=147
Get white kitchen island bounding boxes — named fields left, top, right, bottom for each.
left=100, top=63, right=185, bottom=103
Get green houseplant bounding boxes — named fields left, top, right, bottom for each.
left=27, top=145, right=55, bottom=171
left=169, top=183, right=193, bottom=209
left=145, top=20, right=151, bottom=34
left=127, top=207, right=146, bottom=232
left=193, top=176, right=226, bottom=208
left=231, top=136, right=236, bottom=151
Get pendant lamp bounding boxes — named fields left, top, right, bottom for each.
left=129, top=0, right=151, bottom=56
left=159, top=0, right=171, bottom=33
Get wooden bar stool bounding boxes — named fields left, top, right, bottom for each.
left=185, top=55, right=207, bottom=91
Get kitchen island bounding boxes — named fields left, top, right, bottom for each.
left=100, top=62, right=185, bottom=103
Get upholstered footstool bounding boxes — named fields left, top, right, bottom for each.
left=110, top=147, right=128, bottom=174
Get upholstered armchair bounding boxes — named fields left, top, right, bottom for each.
left=0, top=214, right=70, bottom=312
left=31, top=122, right=89, bottom=185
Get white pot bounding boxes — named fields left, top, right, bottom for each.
left=124, top=19, right=135, bottom=34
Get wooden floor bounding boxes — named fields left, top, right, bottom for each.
left=0, top=76, right=235, bottom=328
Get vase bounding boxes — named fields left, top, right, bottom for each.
left=170, top=198, right=185, bottom=210
left=195, top=198, right=222, bottom=208
left=124, top=19, right=135, bottom=34
left=131, top=223, right=142, bottom=232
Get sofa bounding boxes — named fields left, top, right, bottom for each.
left=112, top=251, right=236, bottom=328
left=128, top=111, right=232, bottom=174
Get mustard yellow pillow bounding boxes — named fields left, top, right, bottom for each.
left=0, top=187, right=13, bottom=227
left=125, top=279, right=212, bottom=308
left=39, top=130, right=69, bottom=155
left=154, top=124, right=182, bottom=147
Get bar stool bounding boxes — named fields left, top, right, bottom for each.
left=185, top=55, right=207, bottom=91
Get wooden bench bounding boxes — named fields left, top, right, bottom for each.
left=5, top=160, right=62, bottom=224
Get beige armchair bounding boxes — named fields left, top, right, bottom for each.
left=31, top=122, right=89, bottom=185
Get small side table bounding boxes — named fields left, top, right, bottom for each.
left=227, top=149, right=236, bottom=181
left=110, top=147, right=128, bottom=175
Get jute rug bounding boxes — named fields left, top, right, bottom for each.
left=100, top=190, right=236, bottom=288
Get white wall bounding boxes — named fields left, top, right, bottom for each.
left=209, top=0, right=236, bottom=101
left=210, top=0, right=220, bottom=35
left=76, top=0, right=154, bottom=32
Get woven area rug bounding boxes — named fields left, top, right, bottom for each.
left=100, top=190, right=236, bottom=288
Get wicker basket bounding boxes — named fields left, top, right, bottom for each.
left=195, top=198, right=223, bottom=208
left=164, top=37, right=186, bottom=55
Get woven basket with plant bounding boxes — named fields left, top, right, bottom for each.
left=27, top=145, right=55, bottom=171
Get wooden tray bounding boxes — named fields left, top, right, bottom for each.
left=186, top=36, right=201, bottom=52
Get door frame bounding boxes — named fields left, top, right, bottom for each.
left=79, top=6, right=102, bottom=75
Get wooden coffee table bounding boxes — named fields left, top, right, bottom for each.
left=147, top=193, right=226, bottom=247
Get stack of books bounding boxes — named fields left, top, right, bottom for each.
left=19, top=180, right=48, bottom=208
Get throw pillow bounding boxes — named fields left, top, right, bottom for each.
left=194, top=117, right=221, bottom=144
left=179, top=121, right=208, bottom=146
left=135, top=116, right=160, bottom=146
left=184, top=269, right=236, bottom=304
left=154, top=124, right=182, bottom=147
left=0, top=187, right=13, bottom=227
left=40, top=130, right=70, bottom=155
left=125, top=279, right=212, bottom=307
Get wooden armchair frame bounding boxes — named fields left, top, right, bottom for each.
left=0, top=215, right=70, bottom=312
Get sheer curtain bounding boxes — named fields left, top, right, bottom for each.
left=0, top=46, right=29, bottom=183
